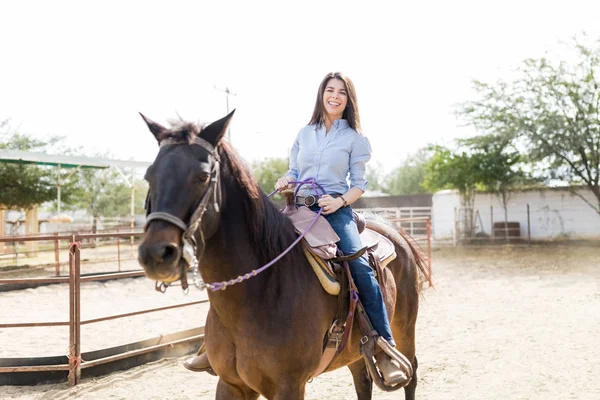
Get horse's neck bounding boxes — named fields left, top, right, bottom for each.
left=200, top=195, right=313, bottom=319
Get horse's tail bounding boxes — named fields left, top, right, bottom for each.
left=364, top=213, right=433, bottom=291
left=394, top=226, right=433, bottom=291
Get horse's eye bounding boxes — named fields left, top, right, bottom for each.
left=198, top=173, right=210, bottom=183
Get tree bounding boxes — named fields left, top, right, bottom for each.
left=365, top=162, right=384, bottom=192
left=72, top=166, right=132, bottom=233
left=250, top=157, right=289, bottom=201
left=460, top=135, right=536, bottom=238
left=422, top=145, right=484, bottom=236
left=383, top=149, right=430, bottom=195
left=459, top=35, right=600, bottom=214
left=0, top=124, right=72, bottom=210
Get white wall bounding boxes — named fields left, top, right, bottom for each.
left=432, top=187, right=600, bottom=241
left=431, top=190, right=461, bottom=240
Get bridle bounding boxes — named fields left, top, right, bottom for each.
left=144, top=136, right=221, bottom=293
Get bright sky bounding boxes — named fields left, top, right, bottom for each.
left=2, top=0, right=600, bottom=175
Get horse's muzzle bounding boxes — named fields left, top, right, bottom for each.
left=138, top=241, right=182, bottom=281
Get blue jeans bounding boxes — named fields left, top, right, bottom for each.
left=312, top=205, right=395, bottom=346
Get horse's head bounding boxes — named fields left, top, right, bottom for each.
left=137, top=111, right=234, bottom=283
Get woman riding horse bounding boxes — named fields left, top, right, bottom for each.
left=185, top=72, right=406, bottom=386
left=138, top=78, right=428, bottom=399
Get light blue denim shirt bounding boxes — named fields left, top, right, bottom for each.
left=285, top=119, right=372, bottom=196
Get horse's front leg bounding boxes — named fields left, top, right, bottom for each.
left=216, top=378, right=259, bottom=400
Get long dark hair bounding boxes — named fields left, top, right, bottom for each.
left=308, top=72, right=362, bottom=133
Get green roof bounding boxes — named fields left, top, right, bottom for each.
left=0, top=149, right=151, bottom=169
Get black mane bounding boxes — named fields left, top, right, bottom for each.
left=215, top=141, right=301, bottom=265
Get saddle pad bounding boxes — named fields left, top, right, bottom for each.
left=282, top=206, right=340, bottom=248
left=302, top=243, right=340, bottom=296
left=359, top=228, right=395, bottom=263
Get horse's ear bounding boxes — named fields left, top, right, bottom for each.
left=139, top=113, right=167, bottom=142
left=201, top=110, right=235, bottom=146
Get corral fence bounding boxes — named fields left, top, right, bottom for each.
left=355, top=207, right=432, bottom=284
left=0, top=208, right=434, bottom=386
left=0, top=228, right=141, bottom=274
left=0, top=232, right=206, bottom=386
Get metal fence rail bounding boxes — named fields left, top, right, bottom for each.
left=0, top=232, right=204, bottom=386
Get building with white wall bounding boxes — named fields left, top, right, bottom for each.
left=432, top=187, right=600, bottom=242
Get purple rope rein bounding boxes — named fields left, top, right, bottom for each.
left=206, top=178, right=326, bottom=291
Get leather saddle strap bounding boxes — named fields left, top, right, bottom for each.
left=310, top=260, right=359, bottom=380
left=336, top=260, right=359, bottom=355
left=330, top=246, right=368, bottom=263
left=368, top=251, right=387, bottom=288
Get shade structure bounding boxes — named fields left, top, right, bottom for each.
left=0, top=149, right=152, bottom=216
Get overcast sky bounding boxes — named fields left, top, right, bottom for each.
left=2, top=0, right=600, bottom=174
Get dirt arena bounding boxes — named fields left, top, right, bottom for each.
left=2, top=244, right=599, bottom=399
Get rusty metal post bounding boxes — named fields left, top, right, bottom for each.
left=116, top=228, right=121, bottom=272
left=54, top=232, right=60, bottom=276
left=68, top=236, right=75, bottom=386
left=67, top=235, right=81, bottom=386
left=427, top=218, right=432, bottom=285
left=74, top=236, right=81, bottom=384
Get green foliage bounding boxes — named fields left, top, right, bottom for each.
left=134, top=179, right=149, bottom=215
left=460, top=135, right=536, bottom=208
left=458, top=34, right=600, bottom=213
left=250, top=157, right=289, bottom=200
left=365, top=162, right=384, bottom=191
left=422, top=145, right=483, bottom=201
left=71, top=165, right=135, bottom=218
left=0, top=124, right=67, bottom=210
left=383, top=150, right=429, bottom=195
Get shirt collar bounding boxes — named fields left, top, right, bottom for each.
left=333, top=119, right=349, bottom=130
left=315, top=119, right=349, bottom=132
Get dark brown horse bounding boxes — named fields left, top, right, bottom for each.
left=138, top=111, right=429, bottom=400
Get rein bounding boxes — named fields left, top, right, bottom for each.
left=207, top=178, right=325, bottom=291
left=145, top=136, right=327, bottom=293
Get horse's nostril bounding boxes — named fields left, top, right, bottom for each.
left=160, top=244, right=179, bottom=264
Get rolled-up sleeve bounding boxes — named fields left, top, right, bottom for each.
left=349, top=136, right=372, bottom=191
left=285, top=132, right=300, bottom=181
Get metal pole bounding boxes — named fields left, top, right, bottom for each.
left=427, top=218, right=432, bottom=285
left=527, top=203, right=531, bottom=244
left=453, top=207, right=457, bottom=246
left=54, top=232, right=60, bottom=276
left=68, top=235, right=82, bottom=386
left=490, top=205, right=494, bottom=241
left=68, top=236, right=76, bottom=386
left=57, top=164, right=61, bottom=215
left=74, top=236, right=81, bottom=385
left=214, top=85, right=236, bottom=141
left=117, top=227, right=121, bottom=272
left=130, top=174, right=135, bottom=249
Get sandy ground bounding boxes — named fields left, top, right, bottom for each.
left=1, top=244, right=599, bottom=399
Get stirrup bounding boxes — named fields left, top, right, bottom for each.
left=376, top=337, right=413, bottom=378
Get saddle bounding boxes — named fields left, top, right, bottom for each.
left=281, top=193, right=405, bottom=390
left=283, top=202, right=397, bottom=295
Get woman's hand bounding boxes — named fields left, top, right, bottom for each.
left=317, top=195, right=344, bottom=215
left=275, top=176, right=292, bottom=192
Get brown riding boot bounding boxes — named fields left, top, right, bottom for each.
left=374, top=352, right=408, bottom=386
left=183, top=352, right=214, bottom=374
